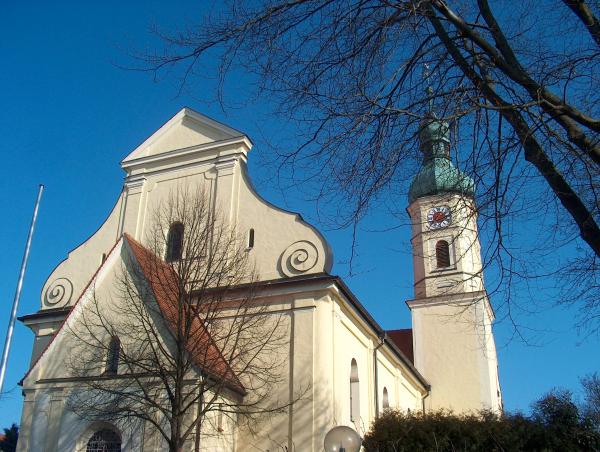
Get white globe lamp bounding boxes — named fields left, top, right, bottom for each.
left=323, top=425, right=362, bottom=452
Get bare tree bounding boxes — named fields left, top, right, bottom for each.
left=66, top=188, right=291, bottom=452
left=581, top=372, right=600, bottom=429
left=137, top=0, right=600, bottom=333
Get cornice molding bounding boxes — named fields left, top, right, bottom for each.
left=121, top=136, right=252, bottom=171
left=406, top=290, right=495, bottom=321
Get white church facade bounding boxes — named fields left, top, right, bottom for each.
left=16, top=108, right=502, bottom=451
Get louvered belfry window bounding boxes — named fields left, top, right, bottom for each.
left=436, top=240, right=451, bottom=268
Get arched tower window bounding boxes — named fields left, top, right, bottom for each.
left=166, top=222, right=184, bottom=262
left=105, top=336, right=120, bottom=375
left=436, top=240, right=451, bottom=268
left=382, top=387, right=390, bottom=410
left=248, top=228, right=255, bottom=249
left=350, top=359, right=360, bottom=423
left=86, top=428, right=121, bottom=452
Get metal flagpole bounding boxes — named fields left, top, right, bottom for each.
left=0, top=184, right=44, bottom=394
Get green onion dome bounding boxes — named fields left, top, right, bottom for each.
left=408, top=117, right=475, bottom=204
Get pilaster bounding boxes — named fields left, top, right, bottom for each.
left=44, top=388, right=65, bottom=452
left=16, top=390, right=35, bottom=452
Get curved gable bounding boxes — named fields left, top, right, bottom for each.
left=37, top=108, right=333, bottom=312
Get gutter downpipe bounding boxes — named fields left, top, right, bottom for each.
left=373, top=333, right=386, bottom=419
left=421, top=388, right=430, bottom=414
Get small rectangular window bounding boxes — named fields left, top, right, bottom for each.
left=248, top=228, right=255, bottom=249
left=106, top=336, right=120, bottom=374
left=166, top=222, right=184, bottom=262
left=217, top=404, right=224, bottom=432
left=350, top=359, right=360, bottom=423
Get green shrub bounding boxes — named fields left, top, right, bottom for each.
left=363, top=396, right=600, bottom=452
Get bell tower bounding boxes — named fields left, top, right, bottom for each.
left=407, top=116, right=502, bottom=413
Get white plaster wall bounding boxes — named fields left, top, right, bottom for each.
left=376, top=351, right=422, bottom=414
left=39, top=195, right=122, bottom=311
left=27, top=391, right=49, bottom=452
left=313, top=289, right=424, bottom=444
left=376, top=356, right=396, bottom=412
left=411, top=297, right=499, bottom=413
left=333, top=306, right=373, bottom=435
left=25, top=243, right=125, bottom=385
left=482, top=304, right=502, bottom=412
left=312, top=293, right=336, bottom=451
left=142, top=115, right=230, bottom=157
left=236, top=165, right=332, bottom=281
left=216, top=285, right=425, bottom=451
left=228, top=293, right=308, bottom=452
left=192, top=407, right=237, bottom=452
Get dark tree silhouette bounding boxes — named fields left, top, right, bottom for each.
left=581, top=372, right=600, bottom=429
left=364, top=386, right=600, bottom=450
left=0, top=424, right=18, bottom=452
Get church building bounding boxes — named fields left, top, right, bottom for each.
left=16, top=108, right=502, bottom=451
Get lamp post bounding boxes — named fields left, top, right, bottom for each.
left=323, top=425, right=362, bottom=452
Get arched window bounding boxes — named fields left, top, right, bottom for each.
left=105, top=336, right=120, bottom=375
left=248, top=228, right=255, bottom=249
left=166, top=222, right=184, bottom=262
left=436, top=240, right=451, bottom=268
left=350, top=359, right=360, bottom=423
left=382, top=387, right=390, bottom=410
left=86, top=429, right=121, bottom=452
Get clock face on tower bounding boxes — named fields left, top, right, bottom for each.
left=427, top=206, right=452, bottom=229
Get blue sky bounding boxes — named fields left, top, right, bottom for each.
left=0, top=0, right=597, bottom=428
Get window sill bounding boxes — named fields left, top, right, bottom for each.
left=430, top=265, right=457, bottom=273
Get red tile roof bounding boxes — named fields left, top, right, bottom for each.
left=124, top=234, right=245, bottom=394
left=387, top=329, right=414, bottom=364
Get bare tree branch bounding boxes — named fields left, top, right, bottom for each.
left=135, top=0, right=600, bottom=332
left=65, top=187, right=298, bottom=452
